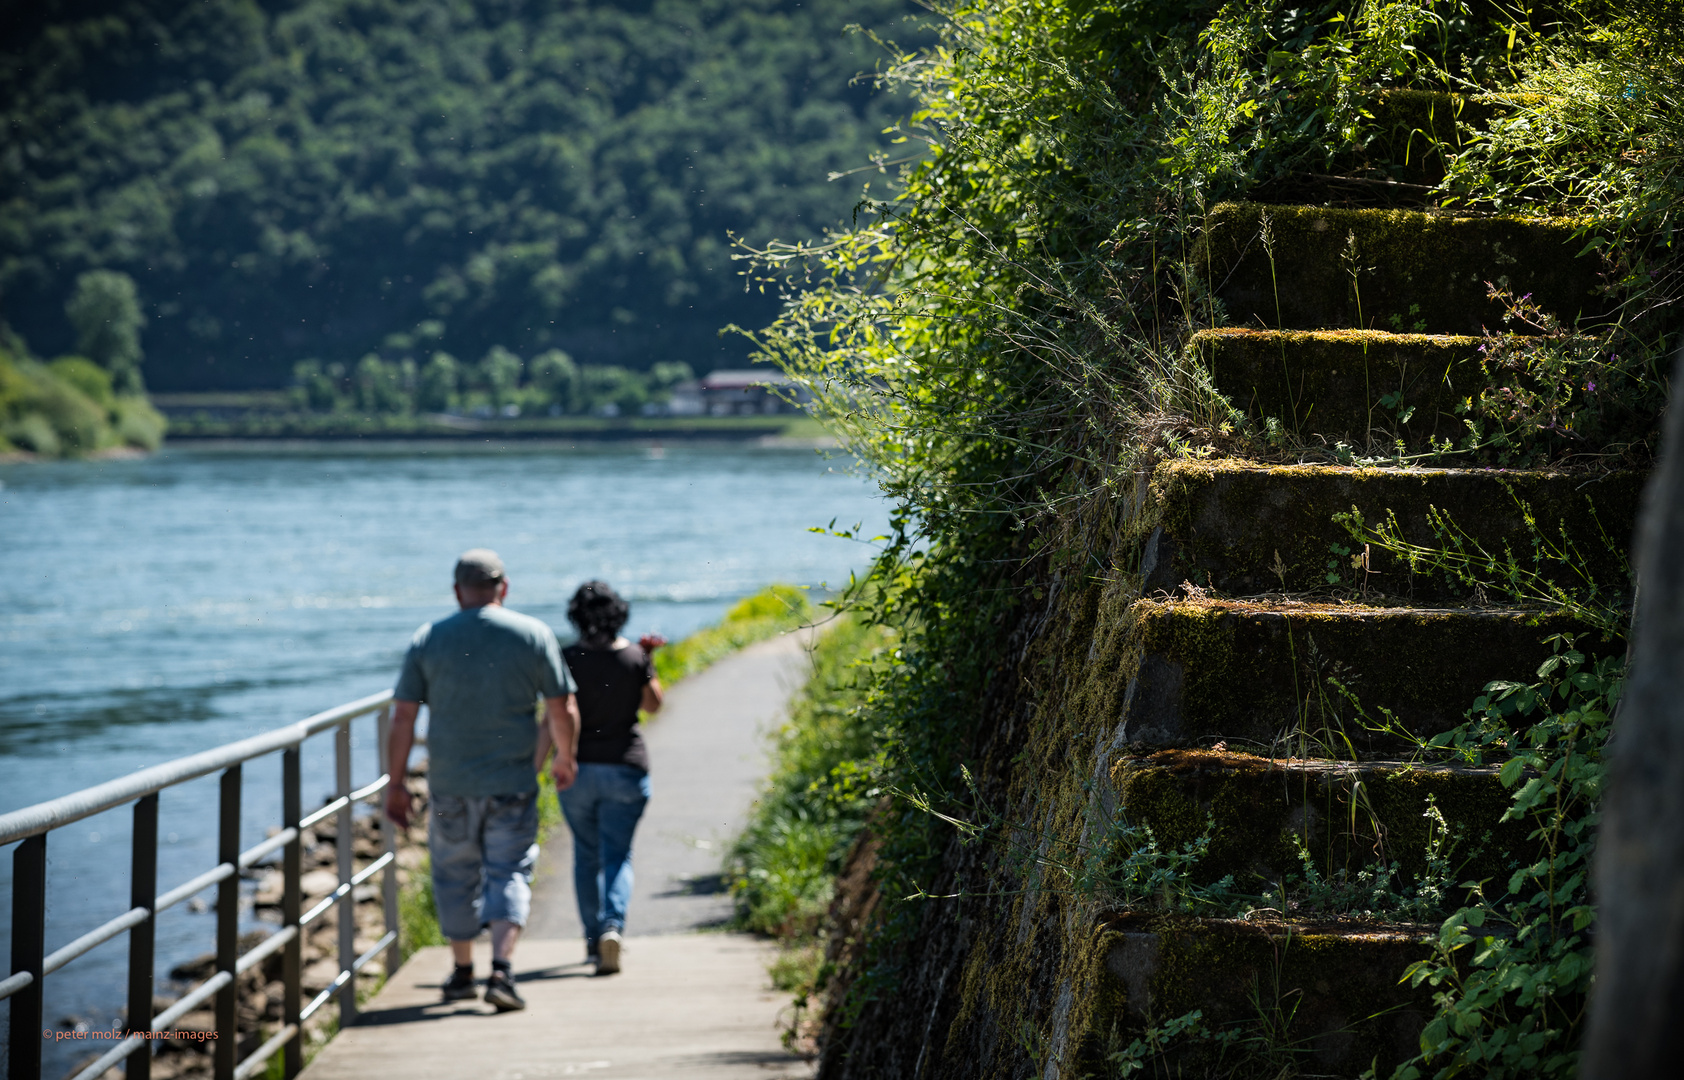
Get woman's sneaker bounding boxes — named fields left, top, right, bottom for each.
left=441, top=965, right=477, bottom=1002
left=484, top=970, right=527, bottom=1011
left=595, top=929, right=623, bottom=976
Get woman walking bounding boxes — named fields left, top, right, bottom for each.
left=559, top=580, right=664, bottom=975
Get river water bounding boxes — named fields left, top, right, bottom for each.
left=0, top=441, right=887, bottom=1075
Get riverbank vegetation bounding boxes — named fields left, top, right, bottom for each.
left=729, top=0, right=1680, bottom=1075
left=0, top=0, right=931, bottom=390
left=1, top=271, right=165, bottom=458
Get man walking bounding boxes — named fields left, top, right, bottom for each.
left=384, top=549, right=579, bottom=1011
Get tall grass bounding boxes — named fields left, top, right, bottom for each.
left=651, top=584, right=815, bottom=685
left=728, top=615, right=894, bottom=941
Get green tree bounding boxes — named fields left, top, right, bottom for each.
left=64, top=270, right=145, bottom=395
left=290, top=360, right=344, bottom=412
left=353, top=354, right=414, bottom=415
left=529, top=349, right=580, bottom=414
left=579, top=365, right=648, bottom=417
left=0, top=0, right=931, bottom=389
left=417, top=352, right=461, bottom=413
left=649, top=361, right=696, bottom=402
left=477, top=347, right=523, bottom=411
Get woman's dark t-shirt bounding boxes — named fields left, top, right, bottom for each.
left=563, top=641, right=653, bottom=772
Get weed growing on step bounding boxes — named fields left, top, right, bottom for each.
left=1368, top=637, right=1616, bottom=1080
left=1335, top=487, right=1633, bottom=638
left=1456, top=287, right=1670, bottom=469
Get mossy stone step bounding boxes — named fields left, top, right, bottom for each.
left=1112, top=599, right=1613, bottom=754
left=1139, top=457, right=1642, bottom=602
left=1088, top=913, right=1439, bottom=1075
left=1105, top=749, right=1528, bottom=891
left=1192, top=327, right=1485, bottom=446
left=1196, top=202, right=1610, bottom=335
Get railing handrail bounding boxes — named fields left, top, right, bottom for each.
left=0, top=689, right=393, bottom=847
left=3, top=687, right=405, bottom=1080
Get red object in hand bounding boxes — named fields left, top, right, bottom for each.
left=639, top=634, right=668, bottom=652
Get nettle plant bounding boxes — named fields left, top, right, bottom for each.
left=1385, top=639, right=1616, bottom=1080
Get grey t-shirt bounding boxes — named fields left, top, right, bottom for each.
left=394, top=604, right=575, bottom=797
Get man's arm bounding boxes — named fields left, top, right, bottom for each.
left=533, top=713, right=555, bottom=774
left=641, top=678, right=664, bottom=715
left=546, top=693, right=580, bottom=790
left=383, top=700, right=421, bottom=828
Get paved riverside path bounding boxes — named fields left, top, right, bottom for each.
left=300, top=633, right=817, bottom=1080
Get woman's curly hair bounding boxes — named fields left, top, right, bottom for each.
left=567, top=580, right=629, bottom=646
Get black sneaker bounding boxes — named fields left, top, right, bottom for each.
left=585, top=936, right=600, bottom=965
left=441, top=966, right=477, bottom=1002
left=484, top=970, right=526, bottom=1012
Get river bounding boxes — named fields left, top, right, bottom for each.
left=0, top=441, right=888, bottom=1075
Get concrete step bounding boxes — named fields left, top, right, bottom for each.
left=1138, top=457, right=1643, bottom=602
left=1105, top=750, right=1528, bottom=892
left=1109, top=598, right=1612, bottom=754
left=1196, top=202, right=1610, bottom=335
left=1088, top=913, right=1441, bottom=1076
left=1192, top=327, right=1484, bottom=446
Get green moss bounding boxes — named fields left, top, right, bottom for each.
left=1081, top=915, right=1441, bottom=1076
left=1108, top=750, right=1531, bottom=890
left=1143, top=457, right=1644, bottom=602
left=1122, top=599, right=1613, bottom=752
left=1195, top=202, right=1611, bottom=335
left=1191, top=327, right=1484, bottom=447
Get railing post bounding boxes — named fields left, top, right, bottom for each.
left=335, top=719, right=357, bottom=1027
left=126, top=794, right=159, bottom=1080
left=8, top=833, right=46, bottom=1080
left=215, top=766, right=240, bottom=1080
left=376, top=706, right=401, bottom=977
left=281, top=747, right=303, bottom=1079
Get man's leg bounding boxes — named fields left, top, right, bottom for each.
left=428, top=795, right=486, bottom=1000
left=479, top=791, right=540, bottom=1011
left=558, top=766, right=605, bottom=947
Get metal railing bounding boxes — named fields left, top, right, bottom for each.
left=0, top=689, right=401, bottom=1080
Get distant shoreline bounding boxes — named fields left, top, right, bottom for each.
left=160, top=413, right=828, bottom=440
left=164, top=433, right=841, bottom=452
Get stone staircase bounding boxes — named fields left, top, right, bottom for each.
left=1078, top=187, right=1643, bottom=1073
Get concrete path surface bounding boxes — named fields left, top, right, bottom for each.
left=301, top=632, right=817, bottom=1080
left=299, top=938, right=812, bottom=1080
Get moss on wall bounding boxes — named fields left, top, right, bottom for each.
left=1195, top=202, right=1612, bottom=335
left=1142, top=457, right=1644, bottom=602
left=1192, top=327, right=1483, bottom=447
left=1108, top=749, right=1531, bottom=891
left=1119, top=599, right=1614, bottom=752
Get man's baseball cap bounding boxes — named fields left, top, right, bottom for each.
left=454, top=548, right=506, bottom=586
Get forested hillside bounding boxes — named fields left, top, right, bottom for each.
left=0, top=0, right=923, bottom=390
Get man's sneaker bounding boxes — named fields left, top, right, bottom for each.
left=441, top=965, right=477, bottom=1002
left=595, top=929, right=623, bottom=976
left=483, top=970, right=526, bottom=1011
left=585, top=936, right=600, bottom=965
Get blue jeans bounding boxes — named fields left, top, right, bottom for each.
left=557, top=763, right=650, bottom=941
left=428, top=791, right=539, bottom=942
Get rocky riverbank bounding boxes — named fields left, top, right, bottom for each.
left=75, top=767, right=432, bottom=1080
